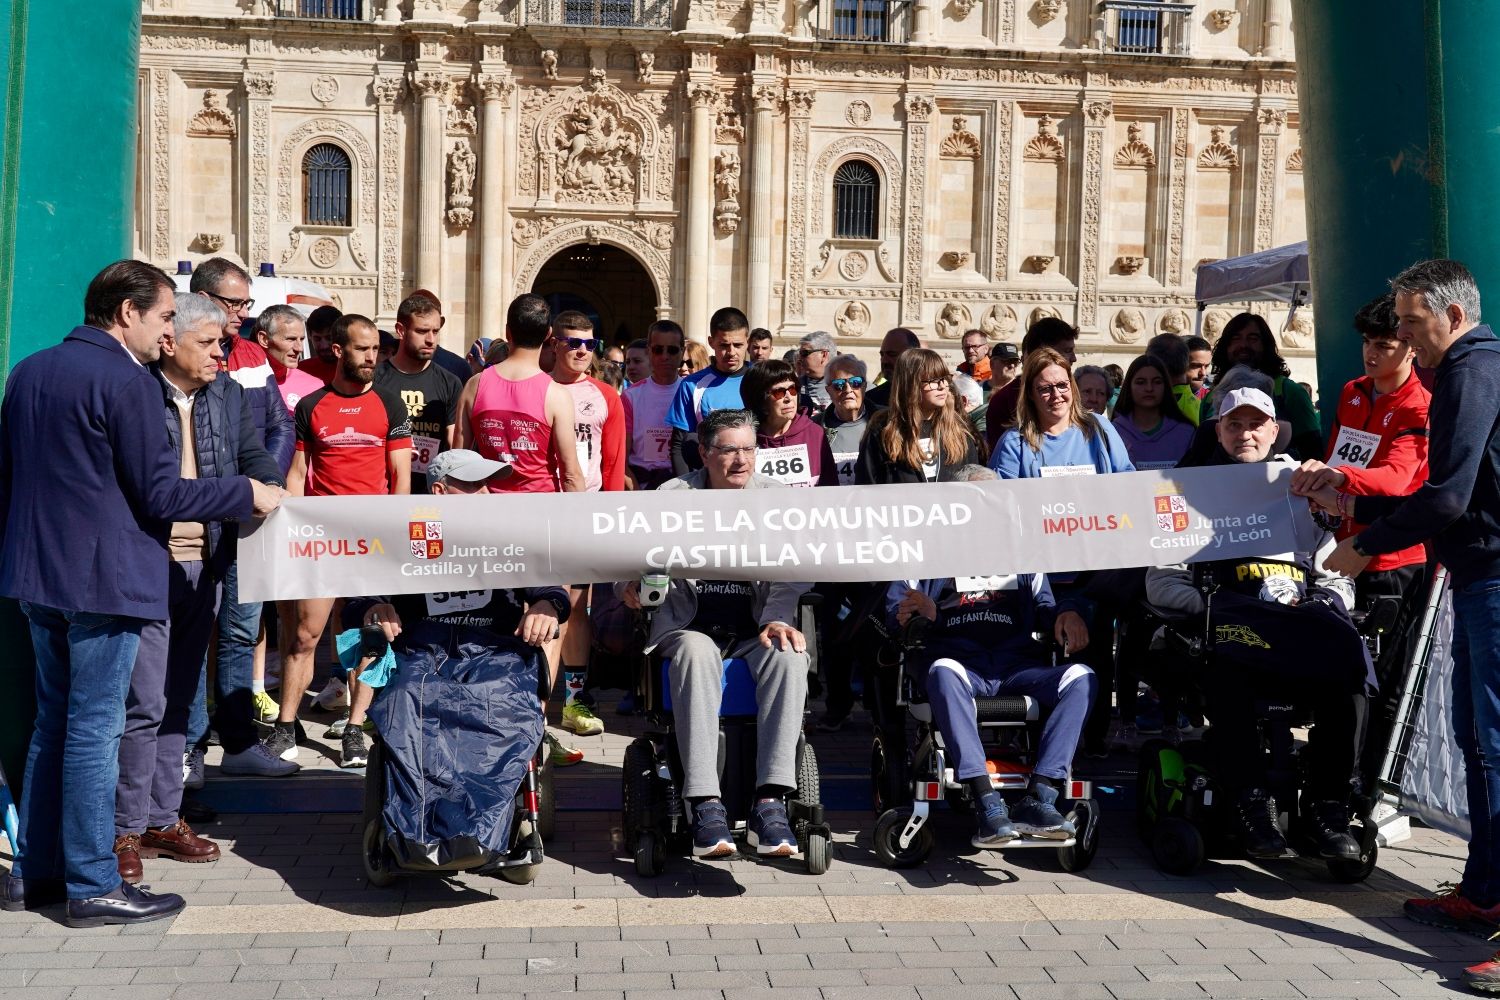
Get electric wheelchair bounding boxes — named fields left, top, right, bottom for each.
left=1134, top=565, right=1403, bottom=881
left=620, top=581, right=832, bottom=876
left=867, top=612, right=1102, bottom=872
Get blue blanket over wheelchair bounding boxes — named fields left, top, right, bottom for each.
left=367, top=638, right=544, bottom=870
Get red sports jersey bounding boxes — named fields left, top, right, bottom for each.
left=294, top=385, right=412, bottom=496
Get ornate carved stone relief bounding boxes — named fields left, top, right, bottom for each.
left=447, top=138, right=476, bottom=228
left=939, top=117, right=982, bottom=160
left=784, top=90, right=814, bottom=323
left=845, top=101, right=872, bottom=127
left=244, top=71, right=275, bottom=268
left=244, top=70, right=276, bottom=98
left=187, top=90, right=236, bottom=138
left=1166, top=108, right=1189, bottom=286
left=981, top=304, right=1017, bottom=338
left=810, top=135, right=903, bottom=245
left=309, top=236, right=340, bottom=269
left=194, top=232, right=225, bottom=253
left=902, top=92, right=932, bottom=324
left=1029, top=305, right=1061, bottom=327
left=935, top=302, right=971, bottom=340
left=1203, top=308, right=1233, bottom=338
left=311, top=75, right=339, bottom=106
left=714, top=149, right=741, bottom=235
left=1208, top=8, right=1236, bottom=30
left=991, top=101, right=1014, bottom=281
left=1035, top=0, right=1064, bottom=22
left=540, top=50, right=558, bottom=80
left=839, top=251, right=869, bottom=280
left=1286, top=147, right=1303, bottom=172
left=1254, top=132, right=1279, bottom=251
left=1283, top=311, right=1314, bottom=349
left=636, top=51, right=655, bottom=85
left=1158, top=308, right=1191, bottom=334
left=835, top=300, right=871, bottom=337
left=714, top=91, right=745, bottom=144
left=1113, top=122, right=1155, bottom=167
left=149, top=71, right=171, bottom=262
left=1109, top=307, right=1146, bottom=344
left=1197, top=125, right=1240, bottom=168
left=375, top=77, right=403, bottom=312
left=1023, top=114, right=1064, bottom=161
left=512, top=219, right=672, bottom=303
left=526, top=73, right=667, bottom=206
left=1078, top=122, right=1106, bottom=329
left=951, top=0, right=976, bottom=20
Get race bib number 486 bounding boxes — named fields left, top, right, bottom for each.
left=757, top=443, right=813, bottom=487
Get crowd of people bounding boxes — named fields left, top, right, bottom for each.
left=2, top=254, right=1499, bottom=991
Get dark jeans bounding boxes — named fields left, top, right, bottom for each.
left=14, top=603, right=143, bottom=899
left=1450, top=575, right=1500, bottom=909
left=117, top=560, right=219, bottom=835
left=1356, top=562, right=1429, bottom=789
left=196, top=559, right=261, bottom=755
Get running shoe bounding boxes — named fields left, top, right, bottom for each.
left=971, top=791, right=1017, bottom=849
left=313, top=677, right=348, bottom=712
left=562, top=701, right=605, bottom=736
left=691, top=799, right=735, bottom=859
left=1405, top=883, right=1500, bottom=937
left=252, top=690, right=280, bottom=726
left=340, top=728, right=369, bottom=768
left=545, top=732, right=584, bottom=767
left=746, top=800, right=798, bottom=857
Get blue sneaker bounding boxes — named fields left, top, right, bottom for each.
left=1011, top=782, right=1075, bottom=840
left=747, top=799, right=798, bottom=857
left=971, top=791, right=1017, bottom=849
left=691, top=799, right=735, bottom=858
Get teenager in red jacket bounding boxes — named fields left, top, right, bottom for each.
left=1294, top=292, right=1431, bottom=789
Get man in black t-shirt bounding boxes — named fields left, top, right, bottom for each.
left=374, top=293, right=463, bottom=494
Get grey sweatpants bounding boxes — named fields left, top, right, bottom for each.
left=657, top=629, right=808, bottom=799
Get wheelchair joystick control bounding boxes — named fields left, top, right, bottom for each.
left=639, top=572, right=671, bottom=612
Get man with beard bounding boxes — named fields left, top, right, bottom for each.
left=1208, top=313, right=1322, bottom=460
left=375, top=293, right=463, bottom=496
left=270, top=314, right=412, bottom=765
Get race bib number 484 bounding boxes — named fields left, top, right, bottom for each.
left=1329, top=426, right=1381, bottom=470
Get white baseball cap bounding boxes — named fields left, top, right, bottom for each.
left=426, top=449, right=512, bottom=488
left=1218, top=386, right=1276, bottom=420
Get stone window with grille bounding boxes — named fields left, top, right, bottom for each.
left=302, top=143, right=351, bottom=228
left=832, top=160, right=879, bottom=241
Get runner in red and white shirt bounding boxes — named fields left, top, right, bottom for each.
left=545, top=310, right=626, bottom=744
left=273, top=315, right=412, bottom=764
left=623, top=320, right=684, bottom=491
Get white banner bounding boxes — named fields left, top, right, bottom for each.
left=238, top=465, right=1303, bottom=602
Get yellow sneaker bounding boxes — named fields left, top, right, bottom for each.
left=545, top=732, right=584, bottom=767
left=252, top=690, right=280, bottom=726
left=561, top=701, right=605, bottom=736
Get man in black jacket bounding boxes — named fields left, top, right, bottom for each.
left=113, top=294, right=292, bottom=892
left=1296, top=259, right=1500, bottom=956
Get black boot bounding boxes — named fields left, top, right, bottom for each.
left=1302, top=799, right=1361, bottom=861
left=1236, top=788, right=1289, bottom=859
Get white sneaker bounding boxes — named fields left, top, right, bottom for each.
left=183, top=749, right=205, bottom=790
left=314, top=677, right=348, bottom=712
left=220, top=743, right=301, bottom=777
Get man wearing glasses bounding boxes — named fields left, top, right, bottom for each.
left=795, top=331, right=836, bottom=413
left=623, top=320, right=686, bottom=491
left=544, top=310, right=627, bottom=747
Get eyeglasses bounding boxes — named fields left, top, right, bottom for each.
left=553, top=336, right=599, bottom=352
left=650, top=343, right=682, bottom=356
left=708, top=445, right=757, bottom=459
left=922, top=376, right=953, bottom=391
left=207, top=291, right=254, bottom=313
left=798, top=347, right=828, bottom=358
left=768, top=384, right=798, bottom=401
left=1035, top=381, right=1072, bottom=397
left=830, top=377, right=866, bottom=392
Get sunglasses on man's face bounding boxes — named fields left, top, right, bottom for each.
left=553, top=336, right=599, bottom=352
left=650, top=343, right=682, bottom=356
left=830, top=377, right=866, bottom=392
left=798, top=347, right=827, bottom=358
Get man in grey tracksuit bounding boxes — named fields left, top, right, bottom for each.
left=621, top=408, right=811, bottom=860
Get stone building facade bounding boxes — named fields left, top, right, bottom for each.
left=137, top=0, right=1307, bottom=369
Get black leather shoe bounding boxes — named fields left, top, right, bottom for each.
left=1303, top=800, right=1362, bottom=861
left=64, top=882, right=185, bottom=928
left=1236, top=788, right=1290, bottom=859
left=2, top=874, right=66, bottom=912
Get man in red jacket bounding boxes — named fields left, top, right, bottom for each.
left=1293, top=292, right=1431, bottom=790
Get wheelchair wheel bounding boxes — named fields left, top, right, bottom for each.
left=1058, top=799, right=1100, bottom=873
left=498, top=862, right=538, bottom=885
left=1326, top=823, right=1378, bottom=884
left=536, top=756, right=557, bottom=843
left=634, top=829, right=666, bottom=877
left=805, top=829, right=832, bottom=875
left=874, top=808, right=933, bottom=868
left=796, top=740, right=821, bottom=813
left=362, top=819, right=397, bottom=888
left=1151, top=816, right=1205, bottom=876
left=1135, top=738, right=1173, bottom=842
left=870, top=729, right=909, bottom=816
left=621, top=738, right=657, bottom=842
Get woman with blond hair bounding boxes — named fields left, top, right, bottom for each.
left=854, top=348, right=979, bottom=485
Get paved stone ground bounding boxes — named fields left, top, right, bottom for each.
left=1, top=685, right=1486, bottom=998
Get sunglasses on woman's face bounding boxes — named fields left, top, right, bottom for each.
left=830, top=377, right=866, bottom=392
left=650, top=343, right=682, bottom=356
left=768, top=384, right=798, bottom=401
left=553, top=336, right=599, bottom=352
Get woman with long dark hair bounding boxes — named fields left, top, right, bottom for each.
left=855, top=349, right=981, bottom=484
left=1112, top=354, right=1195, bottom=470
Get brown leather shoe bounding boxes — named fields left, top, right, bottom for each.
left=114, top=834, right=143, bottom=884
left=139, top=818, right=221, bottom=863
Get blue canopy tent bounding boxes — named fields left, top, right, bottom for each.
left=1193, top=241, right=1311, bottom=335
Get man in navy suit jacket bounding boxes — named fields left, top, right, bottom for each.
left=0, top=260, right=284, bottom=928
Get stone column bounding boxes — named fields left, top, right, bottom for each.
left=911, top=0, right=934, bottom=43
left=1264, top=0, right=1291, bottom=57
left=1075, top=98, right=1111, bottom=334
left=1252, top=105, right=1286, bottom=253
left=477, top=73, right=512, bottom=339
left=747, top=83, right=781, bottom=331
left=1164, top=107, right=1190, bottom=288
left=900, top=91, right=934, bottom=325
left=373, top=75, right=405, bottom=320
left=685, top=80, right=718, bottom=339
left=782, top=88, right=815, bottom=329
left=242, top=69, right=276, bottom=272
left=411, top=70, right=448, bottom=295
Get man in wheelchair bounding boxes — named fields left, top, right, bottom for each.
left=621, top=409, right=811, bottom=860
left=888, top=488, right=1095, bottom=848
left=1146, top=388, right=1367, bottom=862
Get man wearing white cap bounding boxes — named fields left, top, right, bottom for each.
left=1147, top=386, right=1366, bottom=863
